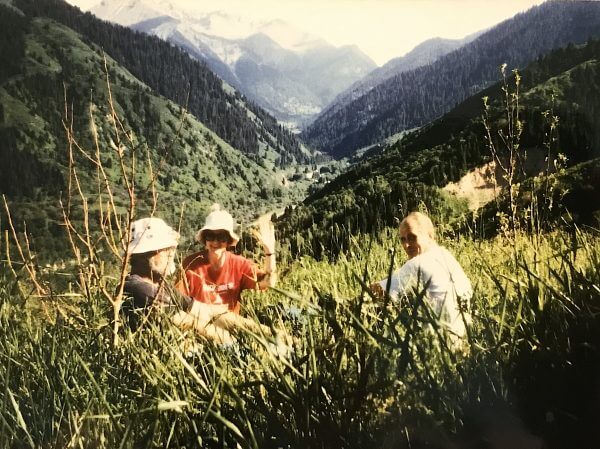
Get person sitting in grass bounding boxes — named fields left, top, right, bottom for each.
left=122, top=214, right=281, bottom=348
left=372, top=211, right=472, bottom=341
left=122, top=217, right=193, bottom=329
left=174, top=204, right=280, bottom=344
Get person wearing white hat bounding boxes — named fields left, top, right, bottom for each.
left=176, top=203, right=277, bottom=315
left=122, top=217, right=192, bottom=329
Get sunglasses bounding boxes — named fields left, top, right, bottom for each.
left=204, top=230, right=231, bottom=243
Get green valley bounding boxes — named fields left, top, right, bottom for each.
left=1, top=1, right=599, bottom=448
left=0, top=4, right=308, bottom=256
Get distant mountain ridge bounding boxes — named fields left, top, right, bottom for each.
left=302, top=0, right=600, bottom=158
left=278, top=37, right=600, bottom=259
left=315, top=33, right=481, bottom=125
left=90, top=0, right=377, bottom=128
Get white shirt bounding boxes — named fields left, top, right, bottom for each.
left=378, top=245, right=472, bottom=337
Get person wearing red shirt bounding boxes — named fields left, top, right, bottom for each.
left=177, top=204, right=277, bottom=314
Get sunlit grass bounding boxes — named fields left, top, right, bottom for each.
left=0, top=224, right=600, bottom=447
left=2, top=224, right=598, bottom=447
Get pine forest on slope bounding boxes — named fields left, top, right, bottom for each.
left=278, top=38, right=600, bottom=260
left=3, top=0, right=600, bottom=260
left=302, top=0, right=600, bottom=159
left=0, top=2, right=301, bottom=256
left=13, top=0, right=311, bottom=167
left=315, top=34, right=479, bottom=127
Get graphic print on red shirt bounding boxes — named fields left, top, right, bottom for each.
left=177, top=250, right=263, bottom=313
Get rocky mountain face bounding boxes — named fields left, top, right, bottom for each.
left=90, top=0, right=377, bottom=129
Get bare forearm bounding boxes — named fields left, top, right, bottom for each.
left=262, top=252, right=277, bottom=288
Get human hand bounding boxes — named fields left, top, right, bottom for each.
left=252, top=220, right=276, bottom=254
left=369, top=282, right=385, bottom=299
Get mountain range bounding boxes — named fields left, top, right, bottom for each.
left=303, top=0, right=600, bottom=158
left=0, top=0, right=313, bottom=255
left=279, top=36, right=600, bottom=259
left=3, top=0, right=600, bottom=259
left=13, top=0, right=312, bottom=166
left=89, top=0, right=377, bottom=129
left=316, top=33, right=480, bottom=127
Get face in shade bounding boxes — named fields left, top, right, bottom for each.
left=399, top=219, right=435, bottom=259
left=150, top=247, right=177, bottom=277
left=203, top=230, right=233, bottom=257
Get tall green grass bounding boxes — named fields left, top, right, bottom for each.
left=1, top=224, right=599, bottom=448
left=3, top=58, right=598, bottom=448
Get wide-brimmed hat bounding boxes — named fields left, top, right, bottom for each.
left=128, top=217, right=179, bottom=254
left=196, top=203, right=239, bottom=245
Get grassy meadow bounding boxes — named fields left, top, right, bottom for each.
left=2, top=27, right=599, bottom=447
left=1, top=220, right=599, bottom=448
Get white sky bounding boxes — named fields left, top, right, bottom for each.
left=69, top=0, right=546, bottom=66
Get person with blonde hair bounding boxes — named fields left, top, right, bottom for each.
left=373, top=211, right=472, bottom=340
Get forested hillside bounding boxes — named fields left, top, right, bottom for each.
left=13, top=0, right=310, bottom=167
left=317, top=35, right=475, bottom=126
left=2, top=3, right=600, bottom=448
left=279, top=38, right=600, bottom=259
left=303, top=0, right=600, bottom=158
left=0, top=2, right=295, bottom=256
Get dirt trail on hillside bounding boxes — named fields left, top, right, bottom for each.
left=443, top=161, right=501, bottom=210
left=445, top=149, right=551, bottom=210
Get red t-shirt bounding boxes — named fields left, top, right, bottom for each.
left=177, top=250, right=264, bottom=314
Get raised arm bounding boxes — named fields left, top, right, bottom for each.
left=252, top=220, right=278, bottom=288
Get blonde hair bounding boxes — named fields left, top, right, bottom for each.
left=400, top=212, right=436, bottom=240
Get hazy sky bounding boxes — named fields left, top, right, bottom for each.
left=69, top=0, right=546, bottom=65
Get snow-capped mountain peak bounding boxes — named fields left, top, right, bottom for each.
left=92, top=0, right=166, bottom=26
left=257, top=19, right=326, bottom=52
left=89, top=0, right=377, bottom=128
left=188, top=10, right=267, bottom=41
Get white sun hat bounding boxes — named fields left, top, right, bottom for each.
left=196, top=203, right=240, bottom=245
left=128, top=217, right=180, bottom=254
